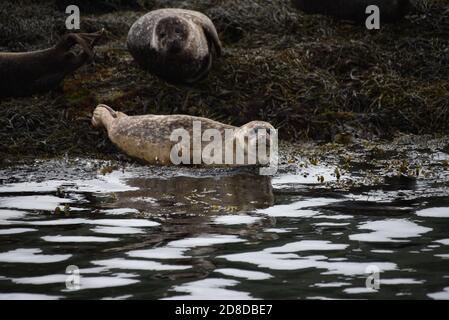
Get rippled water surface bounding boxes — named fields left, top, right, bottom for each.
left=1, top=156, right=449, bottom=300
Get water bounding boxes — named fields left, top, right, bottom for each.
left=0, top=151, right=449, bottom=300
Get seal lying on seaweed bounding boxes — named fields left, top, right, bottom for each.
left=127, top=9, right=222, bottom=84
left=92, top=104, right=275, bottom=167
left=0, top=30, right=104, bottom=98
left=291, top=0, right=410, bottom=23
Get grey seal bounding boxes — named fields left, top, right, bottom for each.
left=92, top=104, right=275, bottom=167
left=0, top=30, right=104, bottom=98
left=127, top=9, right=222, bottom=84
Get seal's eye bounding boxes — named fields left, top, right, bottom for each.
left=175, top=28, right=181, bottom=34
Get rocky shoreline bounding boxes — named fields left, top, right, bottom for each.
left=0, top=0, right=448, bottom=164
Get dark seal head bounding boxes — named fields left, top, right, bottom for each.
left=156, top=16, right=190, bottom=55
left=291, top=0, right=410, bottom=23
left=0, top=29, right=104, bottom=98
left=127, top=9, right=222, bottom=84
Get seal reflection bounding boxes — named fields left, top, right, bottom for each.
left=113, top=172, right=274, bottom=216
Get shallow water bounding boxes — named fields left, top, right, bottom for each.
left=0, top=156, right=449, bottom=300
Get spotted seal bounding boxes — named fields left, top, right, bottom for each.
left=92, top=104, right=275, bottom=166
left=0, top=30, right=104, bottom=98
left=291, top=0, right=410, bottom=23
left=127, top=9, right=222, bottom=84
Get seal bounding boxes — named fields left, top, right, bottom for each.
left=0, top=30, right=104, bottom=98
left=92, top=104, right=275, bottom=167
left=291, top=0, right=410, bottom=23
left=127, top=8, right=222, bottom=84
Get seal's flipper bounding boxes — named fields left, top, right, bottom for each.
left=184, top=55, right=212, bottom=84
left=91, top=104, right=121, bottom=129
left=200, top=21, right=222, bottom=57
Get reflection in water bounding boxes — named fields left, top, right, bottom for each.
left=0, top=159, right=449, bottom=299
left=115, top=173, right=274, bottom=214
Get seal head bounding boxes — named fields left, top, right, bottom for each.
left=0, top=29, right=104, bottom=97
left=156, top=16, right=190, bottom=55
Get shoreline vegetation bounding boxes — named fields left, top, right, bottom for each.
left=0, top=0, right=448, bottom=165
